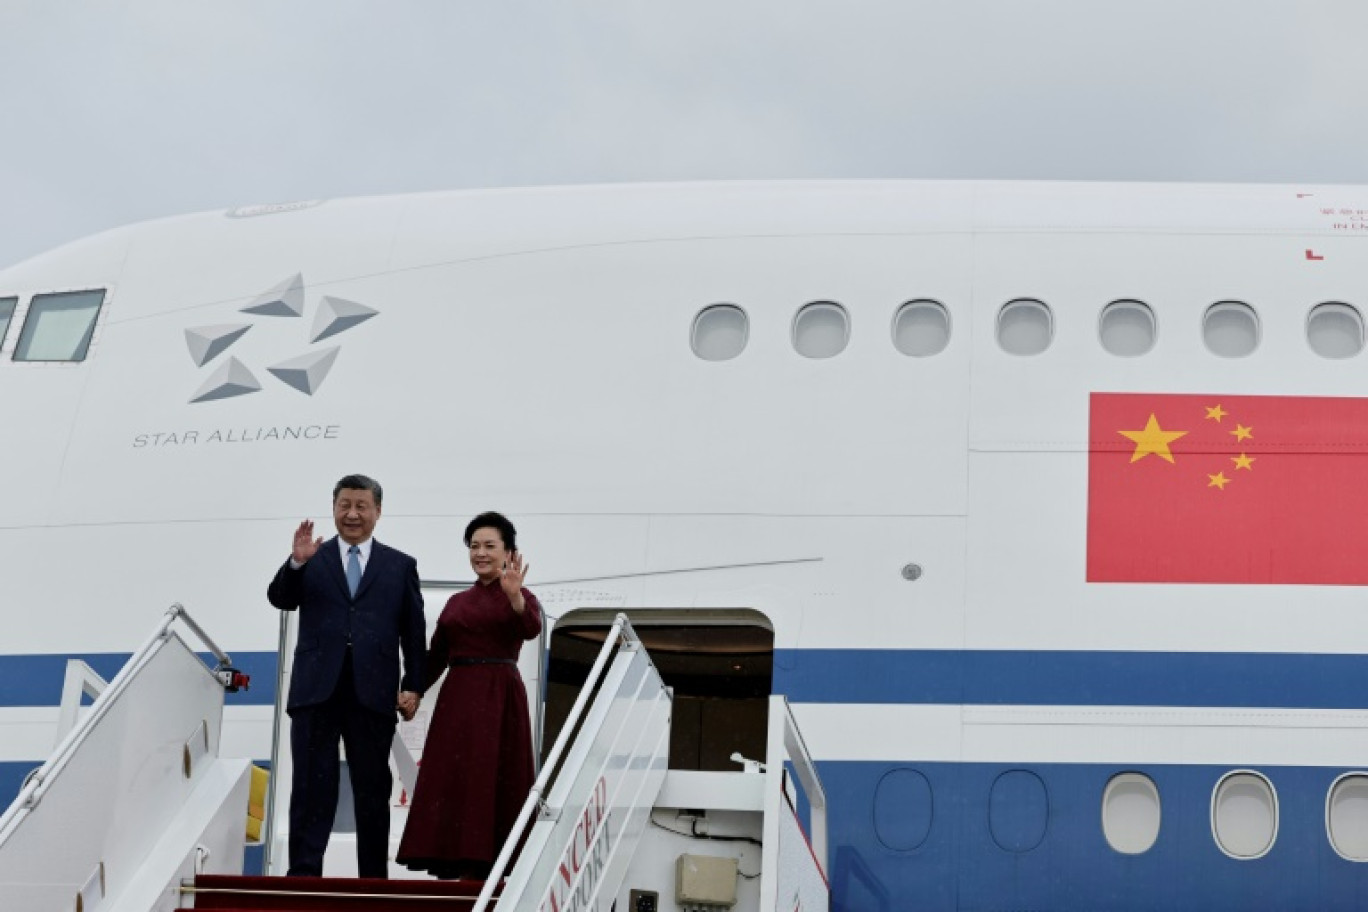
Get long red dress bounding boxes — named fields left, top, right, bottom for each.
left=396, top=581, right=542, bottom=878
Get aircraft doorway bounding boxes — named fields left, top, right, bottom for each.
left=542, top=609, right=773, bottom=772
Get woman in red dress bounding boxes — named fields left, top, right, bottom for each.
left=397, top=511, right=542, bottom=880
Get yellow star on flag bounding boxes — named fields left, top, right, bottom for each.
left=1232, top=453, right=1255, bottom=470
left=1205, top=404, right=1228, bottom=422
left=1231, top=424, right=1253, bottom=441
left=1208, top=471, right=1230, bottom=490
left=1119, top=414, right=1188, bottom=463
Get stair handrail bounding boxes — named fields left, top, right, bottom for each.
left=0, top=603, right=232, bottom=844
left=471, top=612, right=635, bottom=912
left=758, top=695, right=830, bottom=911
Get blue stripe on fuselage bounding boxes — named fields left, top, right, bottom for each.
left=819, top=760, right=1368, bottom=912
left=8, top=757, right=1361, bottom=908
left=2, top=648, right=1368, bottom=709
left=771, top=649, right=1368, bottom=709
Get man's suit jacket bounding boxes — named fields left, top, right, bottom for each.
left=268, top=537, right=426, bottom=717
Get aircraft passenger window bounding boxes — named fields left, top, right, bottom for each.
left=988, top=770, right=1049, bottom=852
left=1202, top=301, right=1259, bottom=358
left=873, top=768, right=934, bottom=851
left=1211, top=770, right=1278, bottom=859
left=0, top=297, right=15, bottom=349
left=691, top=304, right=749, bottom=361
left=1099, top=300, right=1156, bottom=357
left=892, top=300, right=950, bottom=357
left=1307, top=302, right=1364, bottom=359
left=792, top=301, right=849, bottom=359
left=1327, top=773, right=1368, bottom=861
left=1101, top=772, right=1161, bottom=854
left=542, top=612, right=774, bottom=772
left=13, top=289, right=106, bottom=362
left=996, top=299, right=1053, bottom=356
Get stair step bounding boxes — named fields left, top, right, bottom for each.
left=183, top=874, right=491, bottom=911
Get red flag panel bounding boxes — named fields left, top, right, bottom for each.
left=1087, top=392, right=1368, bottom=584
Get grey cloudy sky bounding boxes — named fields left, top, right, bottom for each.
left=2, top=1, right=1365, bottom=268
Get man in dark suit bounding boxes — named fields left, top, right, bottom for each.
left=268, top=473, right=426, bottom=879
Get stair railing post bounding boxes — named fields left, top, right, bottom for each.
left=262, top=607, right=292, bottom=874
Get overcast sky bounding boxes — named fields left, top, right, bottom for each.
left=2, top=1, right=1366, bottom=268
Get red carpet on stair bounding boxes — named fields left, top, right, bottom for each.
left=181, top=874, right=493, bottom=911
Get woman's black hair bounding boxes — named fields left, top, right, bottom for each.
left=464, top=511, right=517, bottom=552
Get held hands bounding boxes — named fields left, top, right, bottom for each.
left=292, top=520, right=323, bottom=564
left=501, top=551, right=530, bottom=611
left=397, top=690, right=420, bottom=721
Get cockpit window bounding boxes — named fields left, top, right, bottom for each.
left=0, top=297, right=15, bottom=349
left=13, top=289, right=105, bottom=362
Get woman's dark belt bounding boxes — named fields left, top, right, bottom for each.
left=448, top=657, right=515, bottom=666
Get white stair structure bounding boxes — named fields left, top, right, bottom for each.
left=478, top=613, right=829, bottom=912
left=0, top=605, right=251, bottom=912
left=483, top=614, right=672, bottom=912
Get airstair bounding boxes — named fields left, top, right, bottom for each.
left=1, top=611, right=829, bottom=912
left=0, top=605, right=254, bottom=912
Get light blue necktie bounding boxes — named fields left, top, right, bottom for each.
left=346, top=545, right=362, bottom=598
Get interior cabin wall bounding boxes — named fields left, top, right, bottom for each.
left=542, top=618, right=774, bottom=773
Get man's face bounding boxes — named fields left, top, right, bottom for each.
left=334, top=488, right=380, bottom=545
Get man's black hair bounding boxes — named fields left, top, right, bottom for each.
left=333, top=473, right=383, bottom=507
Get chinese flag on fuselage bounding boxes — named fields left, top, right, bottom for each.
left=1087, top=392, right=1368, bottom=584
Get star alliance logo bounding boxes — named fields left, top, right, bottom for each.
left=183, top=274, right=377, bottom=403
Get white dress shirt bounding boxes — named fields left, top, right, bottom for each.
left=339, top=536, right=373, bottom=574
left=289, top=536, right=373, bottom=571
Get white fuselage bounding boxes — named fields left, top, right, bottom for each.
left=4, top=181, right=1368, bottom=910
